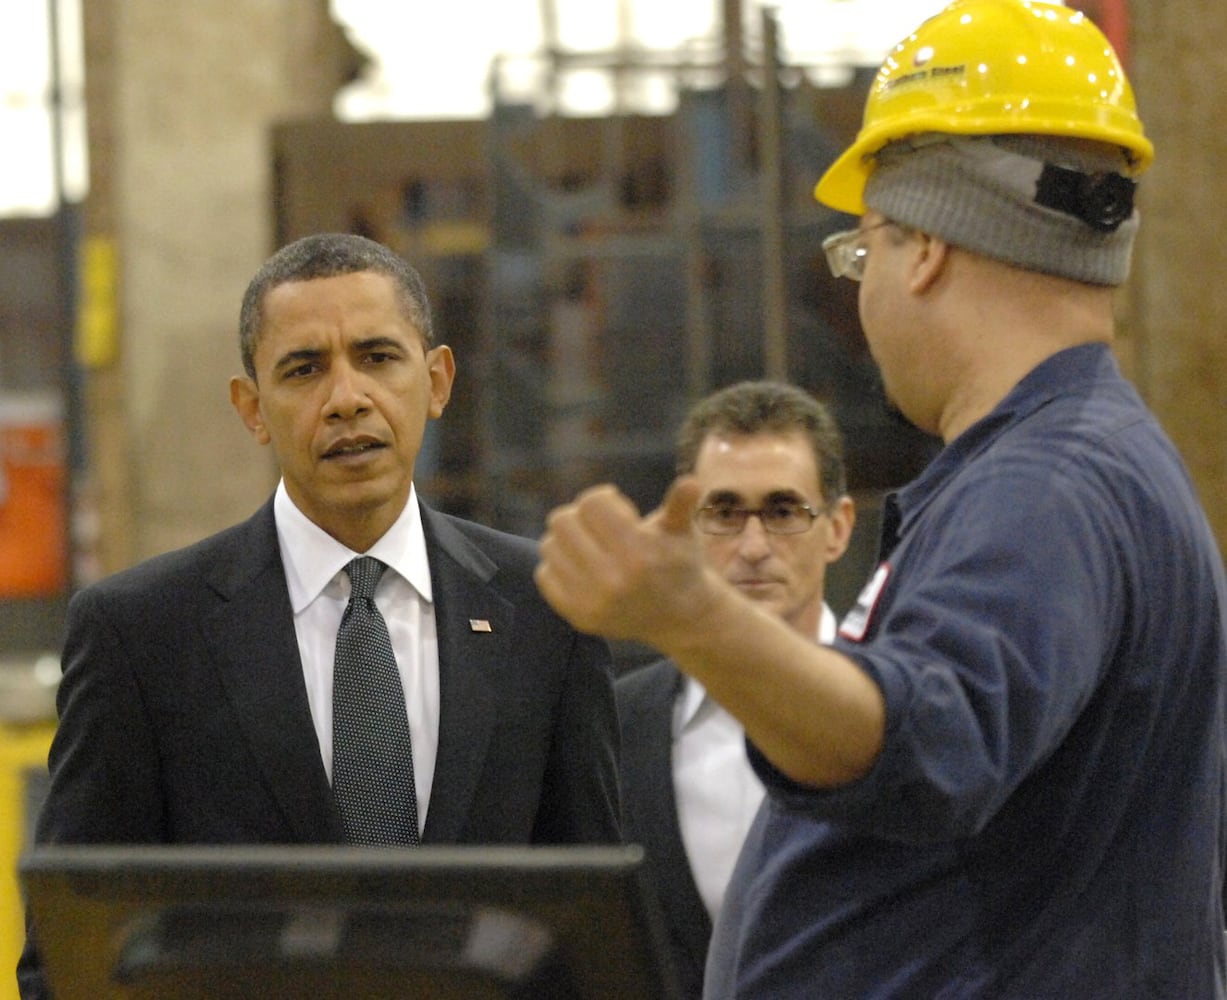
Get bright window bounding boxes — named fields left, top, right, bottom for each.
left=331, top=0, right=949, bottom=120
left=0, top=0, right=87, bottom=217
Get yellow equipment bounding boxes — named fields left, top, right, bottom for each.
left=0, top=720, right=53, bottom=1000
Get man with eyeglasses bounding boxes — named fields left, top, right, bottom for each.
left=536, top=1, right=1227, bottom=997
left=615, top=381, right=854, bottom=999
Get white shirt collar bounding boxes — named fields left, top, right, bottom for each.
left=819, top=602, right=837, bottom=645
left=273, top=480, right=433, bottom=613
left=674, top=602, right=838, bottom=734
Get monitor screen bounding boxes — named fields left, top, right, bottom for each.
left=20, top=843, right=681, bottom=1000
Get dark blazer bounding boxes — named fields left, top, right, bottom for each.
left=19, top=498, right=620, bottom=997
left=616, top=658, right=712, bottom=1000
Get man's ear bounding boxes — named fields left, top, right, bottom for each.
left=229, top=375, right=270, bottom=445
left=426, top=344, right=456, bottom=419
left=824, top=495, right=857, bottom=564
left=909, top=231, right=949, bottom=294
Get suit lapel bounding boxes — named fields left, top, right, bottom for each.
left=625, top=662, right=715, bottom=970
left=202, top=501, right=342, bottom=843
left=628, top=664, right=686, bottom=856
left=418, top=505, right=513, bottom=842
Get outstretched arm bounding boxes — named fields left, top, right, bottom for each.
left=535, top=480, right=885, bottom=788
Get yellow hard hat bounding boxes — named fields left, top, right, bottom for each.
left=814, top=0, right=1154, bottom=215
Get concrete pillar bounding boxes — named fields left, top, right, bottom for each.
left=83, top=0, right=359, bottom=566
left=1130, top=0, right=1227, bottom=551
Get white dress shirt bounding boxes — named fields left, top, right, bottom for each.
left=672, top=603, right=837, bottom=922
left=274, top=480, right=439, bottom=834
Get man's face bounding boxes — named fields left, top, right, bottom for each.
left=692, top=430, right=853, bottom=636
left=230, top=270, right=454, bottom=552
left=855, top=213, right=947, bottom=437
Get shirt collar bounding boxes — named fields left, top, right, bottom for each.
left=891, top=342, right=1116, bottom=544
left=274, top=480, right=433, bottom=613
left=819, top=603, right=837, bottom=644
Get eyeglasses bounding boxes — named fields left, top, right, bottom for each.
left=821, top=220, right=893, bottom=281
left=695, top=499, right=826, bottom=536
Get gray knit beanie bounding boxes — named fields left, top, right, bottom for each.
left=864, top=134, right=1140, bottom=286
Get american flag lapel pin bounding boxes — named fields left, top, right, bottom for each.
left=469, top=619, right=493, bottom=633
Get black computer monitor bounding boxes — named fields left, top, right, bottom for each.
left=20, top=843, right=681, bottom=1000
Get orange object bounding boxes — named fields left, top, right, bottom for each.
left=0, top=393, right=67, bottom=598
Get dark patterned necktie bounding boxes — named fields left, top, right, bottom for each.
left=331, top=556, right=420, bottom=845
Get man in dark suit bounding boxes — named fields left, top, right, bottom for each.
left=615, top=381, right=854, bottom=998
left=18, top=233, right=620, bottom=999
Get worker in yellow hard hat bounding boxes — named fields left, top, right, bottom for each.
left=534, top=2, right=1227, bottom=996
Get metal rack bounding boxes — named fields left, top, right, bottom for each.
left=475, top=3, right=916, bottom=536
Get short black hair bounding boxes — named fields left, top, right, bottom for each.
left=238, top=233, right=433, bottom=378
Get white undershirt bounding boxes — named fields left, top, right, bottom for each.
left=672, top=603, right=837, bottom=922
left=273, top=480, right=439, bottom=833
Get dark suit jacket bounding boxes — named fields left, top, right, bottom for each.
left=616, top=658, right=712, bottom=1000
left=18, top=498, right=620, bottom=998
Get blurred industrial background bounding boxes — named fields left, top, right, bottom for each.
left=0, top=0, right=1225, bottom=988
